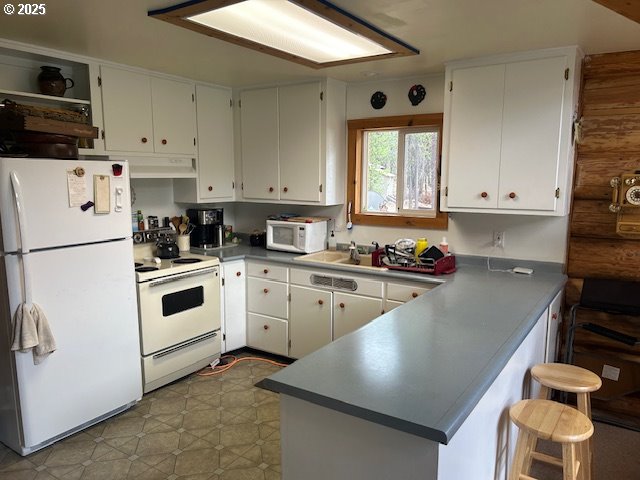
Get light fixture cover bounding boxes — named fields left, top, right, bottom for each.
left=149, top=0, right=419, bottom=68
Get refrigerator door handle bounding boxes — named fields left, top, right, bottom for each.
left=10, top=171, right=32, bottom=304
left=10, top=171, right=29, bottom=254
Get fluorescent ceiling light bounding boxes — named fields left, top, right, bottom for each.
left=149, top=0, right=419, bottom=68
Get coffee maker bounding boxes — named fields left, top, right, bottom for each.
left=186, top=208, right=224, bottom=249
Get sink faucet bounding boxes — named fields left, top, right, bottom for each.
left=349, top=241, right=361, bottom=265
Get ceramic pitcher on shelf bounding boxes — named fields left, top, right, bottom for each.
left=37, top=66, right=74, bottom=97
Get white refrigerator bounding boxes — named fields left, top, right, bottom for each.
left=0, top=157, right=142, bottom=455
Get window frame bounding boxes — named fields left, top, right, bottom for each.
left=347, top=113, right=448, bottom=229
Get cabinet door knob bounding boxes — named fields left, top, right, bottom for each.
left=263, top=325, right=269, bottom=330
left=208, top=186, right=213, bottom=191
left=318, top=299, right=323, bottom=305
left=263, top=269, right=269, bottom=274
left=263, top=288, right=269, bottom=294
left=481, top=191, right=488, bottom=198
left=509, top=192, right=517, bottom=199
left=236, top=271, right=241, bottom=277
left=283, top=187, right=288, bottom=193
left=161, top=139, right=167, bottom=145
left=412, top=292, right=418, bottom=298
left=141, top=137, right=148, bottom=144
left=339, top=302, right=345, bottom=309
left=269, top=187, right=274, bottom=192
left=551, top=312, right=558, bottom=320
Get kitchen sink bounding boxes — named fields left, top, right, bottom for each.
left=294, top=250, right=386, bottom=271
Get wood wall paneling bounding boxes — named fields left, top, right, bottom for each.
left=567, top=50, right=640, bottom=422
left=578, top=114, right=640, bottom=153
left=570, top=199, right=618, bottom=238
left=568, top=237, right=640, bottom=280
left=573, top=155, right=640, bottom=200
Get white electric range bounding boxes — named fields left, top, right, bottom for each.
left=134, top=248, right=221, bottom=393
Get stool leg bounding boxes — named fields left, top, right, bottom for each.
left=538, top=385, right=551, bottom=400
left=562, top=442, right=579, bottom=480
left=576, top=393, right=593, bottom=480
left=510, top=430, right=534, bottom=480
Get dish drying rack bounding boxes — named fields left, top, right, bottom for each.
left=372, top=246, right=456, bottom=275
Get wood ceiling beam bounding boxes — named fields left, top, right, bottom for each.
left=592, top=0, right=640, bottom=24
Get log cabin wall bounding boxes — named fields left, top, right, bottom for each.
left=567, top=50, right=640, bottom=426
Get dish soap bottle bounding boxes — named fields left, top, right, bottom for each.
left=439, top=236, right=449, bottom=254
left=415, top=237, right=428, bottom=260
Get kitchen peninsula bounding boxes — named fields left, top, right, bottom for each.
left=257, top=259, right=565, bottom=480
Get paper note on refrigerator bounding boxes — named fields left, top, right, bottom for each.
left=67, top=170, right=86, bottom=207
left=93, top=175, right=110, bottom=214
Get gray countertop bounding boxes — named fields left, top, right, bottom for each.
left=198, top=244, right=566, bottom=444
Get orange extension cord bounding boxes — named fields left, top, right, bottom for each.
left=197, top=354, right=289, bottom=376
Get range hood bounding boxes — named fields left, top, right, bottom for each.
left=111, top=155, right=197, bottom=179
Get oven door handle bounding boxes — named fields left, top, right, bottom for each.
left=152, top=330, right=219, bottom=359
left=148, top=266, right=218, bottom=287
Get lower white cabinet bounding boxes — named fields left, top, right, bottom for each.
left=333, top=292, right=384, bottom=339
left=242, top=261, right=439, bottom=359
left=383, top=281, right=435, bottom=313
left=289, top=285, right=332, bottom=359
left=545, top=290, right=563, bottom=362
left=247, top=277, right=288, bottom=319
left=384, top=300, right=404, bottom=312
left=246, top=261, right=289, bottom=355
left=247, top=313, right=288, bottom=356
left=221, top=260, right=246, bottom=353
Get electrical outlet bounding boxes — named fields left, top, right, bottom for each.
left=493, top=231, right=505, bottom=248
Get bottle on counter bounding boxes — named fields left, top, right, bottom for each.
left=415, top=237, right=428, bottom=260
left=132, top=213, right=139, bottom=232
left=439, top=236, right=449, bottom=254
left=137, top=210, right=144, bottom=231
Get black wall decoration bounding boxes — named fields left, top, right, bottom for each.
left=408, top=84, right=426, bottom=106
left=370, top=91, right=387, bottom=110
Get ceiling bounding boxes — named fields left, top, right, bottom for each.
left=1, top=0, right=640, bottom=87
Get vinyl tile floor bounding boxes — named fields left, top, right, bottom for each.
left=0, top=357, right=284, bottom=480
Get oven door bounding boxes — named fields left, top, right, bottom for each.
left=137, top=266, right=220, bottom=355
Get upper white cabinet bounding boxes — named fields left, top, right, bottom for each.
left=100, top=65, right=195, bottom=155
left=441, top=47, right=582, bottom=216
left=239, top=79, right=346, bottom=205
left=174, top=84, right=235, bottom=202
left=0, top=40, right=104, bottom=153
left=240, top=87, right=280, bottom=201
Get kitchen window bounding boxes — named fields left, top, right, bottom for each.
left=347, top=114, right=447, bottom=229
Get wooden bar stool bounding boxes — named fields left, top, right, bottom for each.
left=531, top=363, right=601, bottom=480
left=509, top=399, right=594, bottom=480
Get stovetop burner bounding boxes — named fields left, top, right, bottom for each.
left=134, top=262, right=143, bottom=268
left=158, top=255, right=180, bottom=260
left=136, top=266, right=159, bottom=272
left=172, top=258, right=202, bottom=264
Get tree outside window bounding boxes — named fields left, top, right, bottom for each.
left=347, top=114, right=447, bottom=229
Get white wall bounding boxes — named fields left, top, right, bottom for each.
left=130, top=179, right=238, bottom=229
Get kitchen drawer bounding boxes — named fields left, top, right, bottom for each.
left=247, top=277, right=288, bottom=319
left=290, top=267, right=383, bottom=298
left=247, top=261, right=288, bottom=282
left=386, top=282, right=434, bottom=303
left=247, top=313, right=288, bottom=356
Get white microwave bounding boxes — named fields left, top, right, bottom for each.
left=266, top=219, right=327, bottom=253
